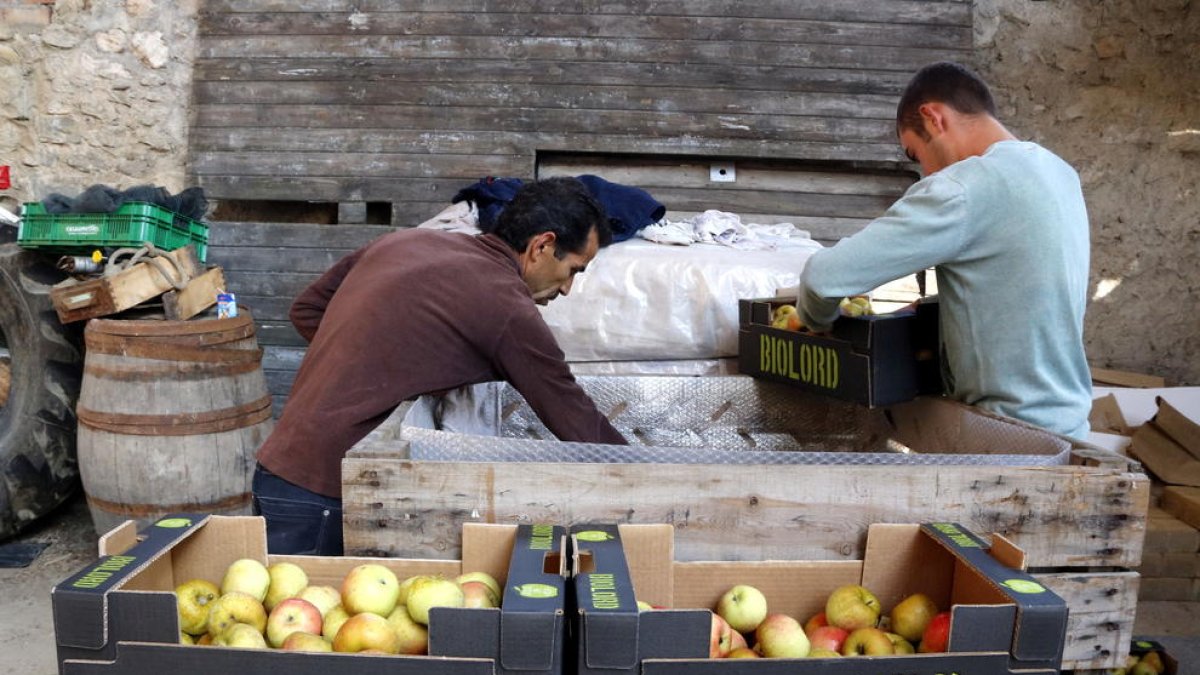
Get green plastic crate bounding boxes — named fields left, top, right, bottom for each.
left=18, top=201, right=209, bottom=262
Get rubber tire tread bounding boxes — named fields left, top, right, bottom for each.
left=0, top=243, right=82, bottom=541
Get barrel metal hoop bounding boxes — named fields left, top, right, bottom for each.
left=83, top=331, right=263, bottom=364
left=84, top=491, right=252, bottom=518
left=86, top=310, right=254, bottom=338
left=77, top=395, right=273, bottom=436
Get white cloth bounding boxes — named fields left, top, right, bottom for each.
left=640, top=209, right=816, bottom=251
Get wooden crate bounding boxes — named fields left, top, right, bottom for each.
left=343, top=400, right=1149, bottom=670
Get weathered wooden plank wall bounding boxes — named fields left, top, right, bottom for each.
left=195, top=1, right=973, bottom=412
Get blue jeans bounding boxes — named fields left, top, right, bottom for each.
left=251, top=464, right=344, bottom=556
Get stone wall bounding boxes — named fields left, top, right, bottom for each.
left=0, top=0, right=197, bottom=215
left=1, top=1, right=1196, bottom=384
left=976, top=0, right=1199, bottom=385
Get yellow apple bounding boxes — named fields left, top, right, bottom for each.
left=322, top=605, right=351, bottom=642
left=206, top=591, right=267, bottom=638
left=179, top=631, right=194, bottom=645
left=220, top=559, right=271, bottom=603
left=264, top=562, right=309, bottom=611
left=386, top=604, right=429, bottom=655
left=754, top=613, right=810, bottom=658
left=842, top=627, right=894, bottom=656
left=888, top=592, right=938, bottom=643
left=728, top=647, right=760, bottom=658
left=808, top=648, right=841, bottom=658
left=886, top=632, right=916, bottom=654
left=341, top=564, right=401, bottom=617
left=825, top=585, right=881, bottom=631
left=771, top=304, right=803, bottom=331
left=213, top=622, right=268, bottom=649
left=174, top=578, right=220, bottom=635
left=460, top=580, right=498, bottom=609
left=298, top=585, right=342, bottom=617
left=332, top=612, right=399, bottom=654
left=406, top=575, right=465, bottom=625
left=456, top=571, right=501, bottom=601
left=280, top=631, right=333, bottom=652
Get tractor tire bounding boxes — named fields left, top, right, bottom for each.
left=0, top=243, right=82, bottom=541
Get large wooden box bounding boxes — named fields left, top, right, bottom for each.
left=342, top=377, right=1148, bottom=670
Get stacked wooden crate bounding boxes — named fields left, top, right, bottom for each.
left=1140, top=489, right=1200, bottom=601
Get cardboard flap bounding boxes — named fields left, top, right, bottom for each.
left=1131, top=422, right=1200, bottom=487
left=51, top=514, right=208, bottom=650
left=572, top=524, right=640, bottom=669
left=500, top=524, right=566, bottom=671
left=1154, top=396, right=1200, bottom=460
left=921, top=524, right=1067, bottom=665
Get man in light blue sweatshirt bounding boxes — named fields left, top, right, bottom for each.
left=796, top=62, right=1092, bottom=440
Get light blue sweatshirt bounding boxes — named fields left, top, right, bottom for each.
left=798, top=141, right=1092, bottom=440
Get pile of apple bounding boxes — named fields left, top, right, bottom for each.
left=699, top=583, right=950, bottom=659
left=173, top=558, right=501, bottom=654
left=1113, top=648, right=1169, bottom=675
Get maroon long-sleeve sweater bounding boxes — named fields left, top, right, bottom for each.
left=256, top=229, right=626, bottom=498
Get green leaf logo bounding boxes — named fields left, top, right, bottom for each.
left=1001, top=579, right=1046, bottom=594
left=575, top=530, right=613, bottom=542
left=155, top=517, right=192, bottom=529
left=514, top=583, right=559, bottom=599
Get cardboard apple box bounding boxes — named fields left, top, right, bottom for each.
left=571, top=522, right=1067, bottom=675
left=52, top=514, right=567, bottom=675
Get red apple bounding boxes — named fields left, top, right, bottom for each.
left=266, top=597, right=323, bottom=648
left=803, top=611, right=827, bottom=636
left=808, top=625, right=849, bottom=653
left=918, top=611, right=951, bottom=653
left=754, top=613, right=810, bottom=658
left=709, top=613, right=735, bottom=658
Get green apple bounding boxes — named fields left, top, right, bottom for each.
left=264, top=562, right=309, bottom=611
left=886, top=632, right=916, bottom=654
left=332, top=612, right=399, bottom=654
left=754, top=613, right=810, bottom=658
left=341, top=564, right=401, bottom=617
left=174, top=578, right=220, bottom=635
left=406, top=575, right=465, bottom=625
left=220, top=559, right=271, bottom=603
left=387, top=604, right=430, bottom=655
left=825, top=585, right=881, bottom=631
left=206, top=591, right=267, bottom=638
left=716, top=584, right=768, bottom=634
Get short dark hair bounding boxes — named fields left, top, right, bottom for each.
left=492, top=177, right=612, bottom=256
left=896, top=62, right=998, bottom=139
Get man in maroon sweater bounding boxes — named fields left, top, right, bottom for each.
left=253, top=177, right=627, bottom=555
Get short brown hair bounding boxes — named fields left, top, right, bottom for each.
left=896, top=62, right=997, bottom=139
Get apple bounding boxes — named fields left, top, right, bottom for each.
left=456, top=571, right=502, bottom=600
left=332, top=612, right=399, bottom=654
left=636, top=600, right=653, bottom=611
left=808, top=648, right=841, bottom=658
left=918, top=611, right=952, bottom=653
left=264, top=562, right=309, bottom=611
left=807, top=625, right=849, bottom=653
left=206, top=591, right=267, bottom=638
left=889, top=592, right=938, bottom=643
left=220, top=558, right=271, bottom=603
left=341, top=564, right=401, bottom=617
left=886, top=632, right=916, bottom=654
left=397, top=575, right=422, bottom=606
left=406, top=575, right=465, bottom=625
left=709, top=613, right=736, bottom=658
left=1140, top=651, right=1166, bottom=674
left=266, top=597, right=323, bottom=648
left=841, top=627, right=894, bottom=656
left=825, top=585, right=881, bottom=631
left=196, top=633, right=213, bottom=646
left=803, top=611, right=827, bottom=636
left=1131, top=661, right=1159, bottom=675
left=298, top=585, right=342, bottom=617
left=213, top=622, right=268, bottom=649
left=175, top=578, right=221, bottom=635
left=387, top=604, right=430, bottom=655
left=716, top=584, right=768, bottom=634
left=280, top=631, right=333, bottom=652
left=771, top=304, right=802, bottom=331
left=754, top=613, right=810, bottom=658
left=461, top=580, right=499, bottom=609
left=729, top=630, right=748, bottom=653
left=728, top=647, right=760, bottom=659
left=322, top=605, right=351, bottom=642
left=180, top=632, right=194, bottom=645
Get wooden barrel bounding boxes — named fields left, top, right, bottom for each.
left=76, top=310, right=274, bottom=535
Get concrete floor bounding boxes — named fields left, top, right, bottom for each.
left=4, top=492, right=1199, bottom=675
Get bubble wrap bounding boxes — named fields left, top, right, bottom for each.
left=401, top=376, right=1072, bottom=466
